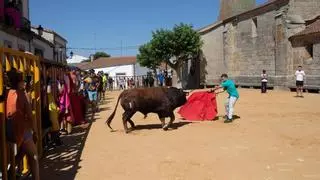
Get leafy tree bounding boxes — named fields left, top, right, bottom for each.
left=137, top=43, right=161, bottom=71
left=137, top=43, right=161, bottom=85
left=137, top=23, right=203, bottom=87
left=93, top=51, right=111, bottom=60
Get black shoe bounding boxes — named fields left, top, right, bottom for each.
left=224, top=119, right=233, bottom=123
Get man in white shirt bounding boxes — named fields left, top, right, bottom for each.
left=261, top=70, right=268, bottom=93
left=295, top=66, right=306, bottom=97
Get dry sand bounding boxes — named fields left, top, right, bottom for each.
left=41, top=89, right=320, bottom=180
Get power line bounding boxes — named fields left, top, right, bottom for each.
left=67, top=45, right=141, bottom=51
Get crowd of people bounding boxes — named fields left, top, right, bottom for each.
left=2, top=66, right=110, bottom=179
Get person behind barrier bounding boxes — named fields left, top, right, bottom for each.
left=47, top=78, right=62, bottom=146
left=97, top=72, right=104, bottom=102
left=102, top=73, right=107, bottom=99
left=85, top=71, right=99, bottom=121
left=6, top=68, right=40, bottom=180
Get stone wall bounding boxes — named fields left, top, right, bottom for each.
left=199, top=0, right=320, bottom=88
left=200, top=24, right=225, bottom=85
left=286, top=0, right=320, bottom=87
left=288, top=0, right=320, bottom=20
left=223, top=10, right=277, bottom=86
left=314, top=43, right=320, bottom=61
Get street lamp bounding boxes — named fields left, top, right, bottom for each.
left=37, top=25, right=43, bottom=36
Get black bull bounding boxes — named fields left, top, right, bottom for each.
left=105, top=87, right=189, bottom=133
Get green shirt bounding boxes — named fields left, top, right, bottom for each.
left=221, top=79, right=239, bottom=98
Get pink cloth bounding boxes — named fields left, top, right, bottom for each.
left=5, top=7, right=21, bottom=29
left=0, top=0, right=4, bottom=21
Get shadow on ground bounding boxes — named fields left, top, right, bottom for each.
left=134, top=122, right=192, bottom=131
left=39, top=123, right=92, bottom=180
left=39, top=98, right=113, bottom=180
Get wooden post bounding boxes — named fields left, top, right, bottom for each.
left=34, top=57, right=42, bottom=156
left=0, top=49, right=8, bottom=180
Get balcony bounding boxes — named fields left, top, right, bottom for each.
left=20, top=16, right=30, bottom=32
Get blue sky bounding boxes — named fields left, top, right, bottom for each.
left=30, top=0, right=267, bottom=57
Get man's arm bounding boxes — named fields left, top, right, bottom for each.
left=209, top=85, right=223, bottom=93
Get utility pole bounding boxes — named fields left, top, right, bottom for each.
left=121, top=40, right=123, bottom=56
left=94, top=33, right=96, bottom=53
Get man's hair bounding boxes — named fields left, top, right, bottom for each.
left=221, top=74, right=228, bottom=78
left=7, top=68, right=23, bottom=89
left=298, top=66, right=302, bottom=68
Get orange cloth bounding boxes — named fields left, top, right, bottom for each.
left=6, top=90, right=33, bottom=146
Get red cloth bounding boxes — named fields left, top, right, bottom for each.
left=178, top=92, right=218, bottom=121
left=70, top=94, right=86, bottom=125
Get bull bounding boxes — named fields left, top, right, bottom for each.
left=105, top=87, right=188, bottom=133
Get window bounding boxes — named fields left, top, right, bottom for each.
left=4, top=40, right=12, bottom=48
left=34, top=48, right=44, bottom=57
left=116, top=73, right=126, bottom=76
left=306, top=45, right=313, bottom=58
left=252, top=17, right=258, bottom=38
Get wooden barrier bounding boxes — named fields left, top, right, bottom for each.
left=0, top=49, right=82, bottom=180
left=0, top=48, right=40, bottom=180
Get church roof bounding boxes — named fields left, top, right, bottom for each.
left=291, top=19, right=320, bottom=38
left=198, top=0, right=289, bottom=34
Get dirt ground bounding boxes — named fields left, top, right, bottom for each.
left=41, top=89, right=320, bottom=180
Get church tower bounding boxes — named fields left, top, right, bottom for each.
left=219, top=0, right=256, bottom=20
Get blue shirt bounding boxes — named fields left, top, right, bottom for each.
left=221, top=79, right=239, bottom=98
left=158, top=74, right=164, bottom=83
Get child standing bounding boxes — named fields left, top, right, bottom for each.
left=210, top=74, right=239, bottom=123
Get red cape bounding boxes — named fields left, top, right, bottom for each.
left=178, top=91, right=218, bottom=121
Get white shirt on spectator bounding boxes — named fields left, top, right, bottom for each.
left=295, top=70, right=305, bottom=81
left=261, top=73, right=268, bottom=82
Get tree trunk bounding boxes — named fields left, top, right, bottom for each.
left=173, top=61, right=183, bottom=88
left=153, top=68, right=158, bottom=87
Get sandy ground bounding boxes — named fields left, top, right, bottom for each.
left=41, top=89, right=320, bottom=180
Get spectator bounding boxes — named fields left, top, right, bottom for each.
left=261, top=70, right=268, bottom=93
left=6, top=68, right=40, bottom=180
left=295, top=66, right=306, bottom=97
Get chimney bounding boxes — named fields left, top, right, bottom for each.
left=219, top=0, right=255, bottom=20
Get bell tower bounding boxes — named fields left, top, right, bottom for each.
left=219, top=0, right=256, bottom=20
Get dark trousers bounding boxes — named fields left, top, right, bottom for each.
left=261, top=82, right=267, bottom=93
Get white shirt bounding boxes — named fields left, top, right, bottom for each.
left=261, top=73, right=268, bottom=82
left=295, top=70, right=305, bottom=81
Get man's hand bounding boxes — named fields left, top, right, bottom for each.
left=207, top=89, right=214, bottom=93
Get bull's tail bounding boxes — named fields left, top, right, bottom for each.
left=105, top=93, right=122, bottom=131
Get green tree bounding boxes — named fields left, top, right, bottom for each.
left=137, top=43, right=161, bottom=71
left=137, top=23, right=203, bottom=87
left=93, top=51, right=111, bottom=60
left=137, top=43, right=161, bottom=84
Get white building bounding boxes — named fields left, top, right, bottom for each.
left=31, top=26, right=68, bottom=63
left=0, top=0, right=68, bottom=63
left=75, top=56, right=150, bottom=88
left=0, top=0, right=32, bottom=51
left=67, top=54, right=88, bottom=64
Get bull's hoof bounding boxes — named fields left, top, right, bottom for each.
left=125, top=129, right=132, bottom=134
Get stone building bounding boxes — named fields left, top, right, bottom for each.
left=198, top=0, right=320, bottom=89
